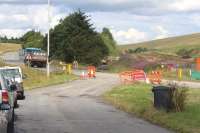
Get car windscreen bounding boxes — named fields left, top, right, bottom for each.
left=25, top=49, right=41, bottom=53
left=2, top=69, right=21, bottom=79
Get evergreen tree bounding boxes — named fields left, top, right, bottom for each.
left=101, top=27, right=118, bottom=55
left=44, top=10, right=109, bottom=65
left=21, top=30, right=44, bottom=48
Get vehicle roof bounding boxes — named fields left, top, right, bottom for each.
left=0, top=67, right=22, bottom=78
left=0, top=66, right=21, bottom=70
left=25, top=48, right=41, bottom=50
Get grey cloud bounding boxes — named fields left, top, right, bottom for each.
left=0, top=0, right=184, bottom=16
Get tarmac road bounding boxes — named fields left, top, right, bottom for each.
left=0, top=51, right=172, bottom=133
left=0, top=51, right=23, bottom=65
left=15, top=73, right=172, bottom=133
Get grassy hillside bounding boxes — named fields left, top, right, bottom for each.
left=0, top=43, right=21, bottom=54
left=120, top=33, right=200, bottom=54
left=106, top=33, right=199, bottom=73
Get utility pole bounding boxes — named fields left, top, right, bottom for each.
left=47, top=0, right=50, bottom=77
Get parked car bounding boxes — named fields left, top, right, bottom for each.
left=0, top=67, right=25, bottom=100
left=0, top=73, right=17, bottom=133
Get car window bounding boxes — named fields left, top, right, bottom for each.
left=1, top=75, right=9, bottom=90
left=0, top=81, right=2, bottom=90
left=2, top=69, right=21, bottom=79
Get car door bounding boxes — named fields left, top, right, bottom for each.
left=0, top=76, right=10, bottom=133
left=2, top=77, right=15, bottom=109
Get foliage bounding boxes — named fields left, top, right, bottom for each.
left=104, top=83, right=200, bottom=133
left=101, top=28, right=118, bottom=55
left=43, top=10, right=109, bottom=66
left=127, top=49, right=134, bottom=53
left=22, top=66, right=77, bottom=90
left=0, top=36, right=21, bottom=44
left=176, top=48, right=194, bottom=58
left=144, top=64, right=161, bottom=72
left=128, top=47, right=148, bottom=54
left=21, top=30, right=44, bottom=49
left=168, top=83, right=188, bottom=112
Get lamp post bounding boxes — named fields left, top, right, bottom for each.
left=47, top=0, right=50, bottom=77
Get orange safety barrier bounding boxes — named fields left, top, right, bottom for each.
left=88, top=66, right=96, bottom=78
left=147, top=71, right=162, bottom=84
left=132, top=70, right=146, bottom=81
left=196, top=58, right=200, bottom=71
left=80, top=71, right=88, bottom=80
left=119, top=71, right=134, bottom=84
left=119, top=70, right=146, bottom=84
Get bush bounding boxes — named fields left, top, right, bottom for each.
left=168, top=83, right=188, bottom=112
left=127, top=47, right=148, bottom=54
left=144, top=64, right=161, bottom=72
left=176, top=48, right=194, bottom=58
left=134, top=47, right=148, bottom=53
left=21, top=31, right=44, bottom=49
left=128, top=49, right=134, bottom=53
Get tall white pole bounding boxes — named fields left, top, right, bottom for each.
left=47, top=0, right=50, bottom=77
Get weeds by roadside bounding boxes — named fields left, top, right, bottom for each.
left=22, top=66, right=78, bottom=90
left=104, top=83, right=200, bottom=133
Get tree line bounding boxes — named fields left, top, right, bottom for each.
left=0, top=36, right=21, bottom=44
left=1, top=10, right=117, bottom=66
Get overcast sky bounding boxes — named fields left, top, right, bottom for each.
left=0, top=0, right=200, bottom=44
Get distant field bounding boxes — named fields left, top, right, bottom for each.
left=119, top=33, right=200, bottom=54
left=0, top=43, right=22, bottom=54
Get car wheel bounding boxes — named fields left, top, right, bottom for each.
left=7, top=109, right=14, bottom=133
left=21, top=92, right=25, bottom=100
left=18, top=92, right=25, bottom=100
left=14, top=100, right=19, bottom=108
left=42, top=63, right=46, bottom=68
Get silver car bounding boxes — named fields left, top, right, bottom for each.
left=0, top=67, right=25, bottom=100
left=0, top=73, right=17, bottom=133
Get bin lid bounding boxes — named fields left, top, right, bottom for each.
left=152, top=86, right=170, bottom=92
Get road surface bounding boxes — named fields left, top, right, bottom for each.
left=15, top=73, right=172, bottom=133
left=0, top=51, right=23, bottom=65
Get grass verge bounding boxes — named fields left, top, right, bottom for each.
left=22, top=66, right=78, bottom=90
left=103, top=83, right=200, bottom=133
left=0, top=61, right=77, bottom=90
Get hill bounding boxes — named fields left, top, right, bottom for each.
left=0, top=43, right=21, bottom=54
left=119, top=33, right=200, bottom=54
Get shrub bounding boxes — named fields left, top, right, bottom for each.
left=134, top=47, right=148, bottom=53
left=144, top=64, right=161, bottom=72
left=128, top=47, right=148, bottom=54
left=168, top=83, right=188, bottom=112
left=176, top=48, right=194, bottom=58
left=128, top=49, right=135, bottom=53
